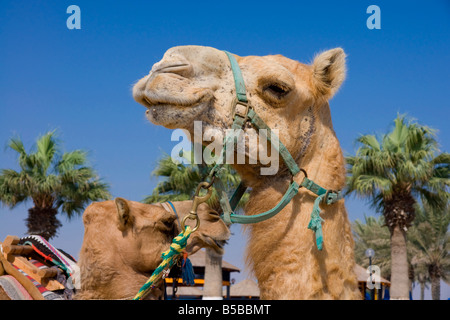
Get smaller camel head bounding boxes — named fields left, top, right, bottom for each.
left=114, top=198, right=230, bottom=261
left=80, top=198, right=230, bottom=275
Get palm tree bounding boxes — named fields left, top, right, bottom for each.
left=353, top=215, right=420, bottom=296
left=144, top=150, right=246, bottom=211
left=409, top=202, right=450, bottom=300
left=413, top=261, right=430, bottom=300
left=0, top=131, right=111, bottom=240
left=144, top=147, right=246, bottom=299
left=346, top=115, right=449, bottom=299
left=352, top=215, right=391, bottom=280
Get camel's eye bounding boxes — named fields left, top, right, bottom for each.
left=263, top=83, right=291, bottom=100
left=157, top=217, right=175, bottom=232
left=207, top=210, right=221, bottom=221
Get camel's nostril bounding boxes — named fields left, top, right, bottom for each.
left=153, top=64, right=190, bottom=74
left=151, top=57, right=194, bottom=78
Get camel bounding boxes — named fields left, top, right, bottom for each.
left=133, top=45, right=361, bottom=299
left=75, top=198, right=230, bottom=299
left=0, top=199, right=229, bottom=300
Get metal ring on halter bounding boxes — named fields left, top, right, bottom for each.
left=322, top=189, right=339, bottom=205
left=181, top=181, right=213, bottom=233
left=292, top=168, right=308, bottom=186
left=181, top=213, right=201, bottom=233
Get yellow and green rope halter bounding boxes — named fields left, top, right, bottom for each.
left=133, top=226, right=192, bottom=300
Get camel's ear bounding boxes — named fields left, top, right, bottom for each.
left=312, top=48, right=346, bottom=99
left=115, top=197, right=134, bottom=231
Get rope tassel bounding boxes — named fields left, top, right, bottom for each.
left=181, top=253, right=195, bottom=286
left=307, top=194, right=325, bottom=251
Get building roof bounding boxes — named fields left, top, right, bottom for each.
left=221, top=264, right=389, bottom=298
left=354, top=264, right=390, bottom=285
left=167, top=261, right=389, bottom=299
left=225, top=279, right=260, bottom=298
left=188, top=249, right=240, bottom=272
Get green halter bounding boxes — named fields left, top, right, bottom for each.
left=210, top=51, right=343, bottom=250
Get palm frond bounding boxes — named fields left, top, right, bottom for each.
left=0, top=130, right=111, bottom=236
left=145, top=149, right=248, bottom=213
left=35, top=131, right=59, bottom=174
left=56, top=150, right=88, bottom=173
left=346, top=115, right=448, bottom=219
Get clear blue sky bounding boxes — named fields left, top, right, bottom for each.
left=0, top=0, right=449, bottom=299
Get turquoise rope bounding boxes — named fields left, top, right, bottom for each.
left=307, top=194, right=326, bottom=251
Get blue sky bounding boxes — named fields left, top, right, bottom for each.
left=0, top=1, right=449, bottom=299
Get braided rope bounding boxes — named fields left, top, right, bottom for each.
left=307, top=194, right=326, bottom=251
left=307, top=190, right=343, bottom=251
left=133, top=226, right=192, bottom=300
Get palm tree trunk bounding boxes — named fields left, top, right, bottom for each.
left=389, top=224, right=410, bottom=299
left=430, top=277, right=440, bottom=300
left=429, top=266, right=441, bottom=300
left=420, top=282, right=425, bottom=300
left=203, top=248, right=223, bottom=300
left=26, top=206, right=61, bottom=240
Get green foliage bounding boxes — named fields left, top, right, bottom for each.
left=144, top=149, right=247, bottom=212
left=347, top=115, right=449, bottom=298
left=352, top=215, right=392, bottom=279
left=346, top=114, right=449, bottom=225
left=353, top=202, right=450, bottom=299
left=0, top=131, right=111, bottom=238
left=409, top=202, right=450, bottom=286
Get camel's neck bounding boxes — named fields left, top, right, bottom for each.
left=77, top=254, right=164, bottom=300
left=78, top=267, right=164, bottom=300
left=235, top=104, right=359, bottom=299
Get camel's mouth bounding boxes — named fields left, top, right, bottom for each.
left=139, top=89, right=213, bottom=129
left=142, top=91, right=203, bottom=109
left=214, top=239, right=226, bottom=250
left=143, top=100, right=205, bottom=128
left=205, top=236, right=227, bottom=255
left=133, top=67, right=217, bottom=129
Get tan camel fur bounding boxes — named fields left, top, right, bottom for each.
left=133, top=45, right=361, bottom=299
left=0, top=289, right=10, bottom=300
left=75, top=199, right=230, bottom=300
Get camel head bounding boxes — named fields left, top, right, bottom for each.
left=80, top=198, right=229, bottom=272
left=77, top=198, right=229, bottom=299
left=133, top=45, right=346, bottom=179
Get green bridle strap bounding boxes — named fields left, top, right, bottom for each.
left=247, top=109, right=300, bottom=177
left=223, top=51, right=248, bottom=103
left=226, top=181, right=300, bottom=225
left=229, top=181, right=247, bottom=211
left=215, top=50, right=343, bottom=250
left=222, top=52, right=300, bottom=177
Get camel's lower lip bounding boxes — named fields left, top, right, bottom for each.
left=144, top=103, right=197, bottom=118
left=214, top=240, right=225, bottom=249
left=201, top=235, right=227, bottom=254
left=145, top=104, right=191, bottom=118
